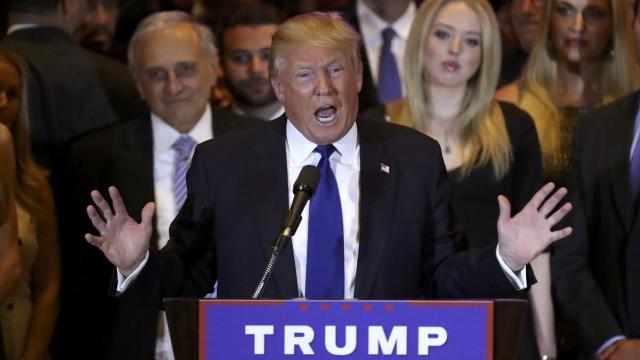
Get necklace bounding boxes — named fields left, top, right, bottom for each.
left=443, top=128, right=451, bottom=155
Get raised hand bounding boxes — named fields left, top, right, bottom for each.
left=85, top=186, right=155, bottom=277
left=497, top=182, right=573, bottom=271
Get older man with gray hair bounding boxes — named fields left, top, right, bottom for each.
left=65, top=10, right=261, bottom=359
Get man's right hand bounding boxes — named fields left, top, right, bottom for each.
left=85, top=186, right=155, bottom=277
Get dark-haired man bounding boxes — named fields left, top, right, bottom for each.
left=220, top=4, right=284, bottom=121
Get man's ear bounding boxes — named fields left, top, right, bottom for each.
left=271, top=76, right=285, bottom=103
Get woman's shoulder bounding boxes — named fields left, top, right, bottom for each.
left=495, top=82, right=520, bottom=104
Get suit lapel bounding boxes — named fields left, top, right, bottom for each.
left=252, top=116, right=298, bottom=298
left=123, top=115, right=158, bottom=245
left=607, top=94, right=639, bottom=233
left=354, top=121, right=397, bottom=298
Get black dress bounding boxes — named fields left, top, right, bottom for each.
left=448, top=102, right=544, bottom=360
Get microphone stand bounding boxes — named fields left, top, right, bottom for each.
left=251, top=165, right=318, bottom=299
left=251, top=226, right=297, bottom=300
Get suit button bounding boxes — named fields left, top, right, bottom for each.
left=7, top=303, right=13, bottom=310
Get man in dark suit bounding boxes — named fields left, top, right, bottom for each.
left=1, top=0, right=143, bottom=171
left=340, top=0, right=417, bottom=113
left=63, top=11, right=261, bottom=359
left=85, top=11, right=571, bottom=355
left=552, top=90, right=640, bottom=359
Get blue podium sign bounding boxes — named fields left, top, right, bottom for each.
left=199, top=300, right=494, bottom=359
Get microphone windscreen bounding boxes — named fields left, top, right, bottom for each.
left=294, top=165, right=320, bottom=193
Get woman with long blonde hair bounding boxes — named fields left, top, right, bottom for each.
left=0, top=51, right=60, bottom=360
left=497, top=0, right=640, bottom=184
left=384, top=0, right=554, bottom=357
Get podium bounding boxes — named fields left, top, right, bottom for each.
left=164, top=298, right=527, bottom=359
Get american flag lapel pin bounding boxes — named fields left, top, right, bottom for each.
left=380, top=162, right=390, bottom=174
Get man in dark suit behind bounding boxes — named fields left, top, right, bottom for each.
left=1, top=0, right=143, bottom=171
left=552, top=90, right=640, bottom=359
left=339, top=0, right=417, bottom=113
left=63, top=11, right=261, bottom=359
left=85, top=12, right=572, bottom=357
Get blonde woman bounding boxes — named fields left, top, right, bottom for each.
left=497, top=0, right=640, bottom=184
left=0, top=52, right=60, bottom=360
left=385, top=0, right=553, bottom=358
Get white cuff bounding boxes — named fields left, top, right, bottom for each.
left=495, top=246, right=527, bottom=290
left=116, top=251, right=150, bottom=293
left=596, top=335, right=626, bottom=356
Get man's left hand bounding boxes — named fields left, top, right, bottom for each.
left=497, top=182, right=573, bottom=271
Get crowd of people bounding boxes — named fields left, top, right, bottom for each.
left=0, top=0, right=638, bottom=359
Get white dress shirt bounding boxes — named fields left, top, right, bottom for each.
left=151, top=105, right=213, bottom=248
left=286, top=120, right=361, bottom=298
left=356, top=0, right=416, bottom=92
left=151, top=105, right=213, bottom=360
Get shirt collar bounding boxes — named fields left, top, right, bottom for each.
left=356, top=0, right=416, bottom=46
left=285, top=119, right=359, bottom=166
left=7, top=24, right=40, bottom=34
left=151, top=104, right=213, bottom=154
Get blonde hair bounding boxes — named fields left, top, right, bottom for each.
left=404, top=0, right=511, bottom=178
left=269, top=11, right=363, bottom=80
left=521, top=0, right=640, bottom=169
left=0, top=52, right=49, bottom=217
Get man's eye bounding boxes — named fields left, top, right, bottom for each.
left=296, top=71, right=312, bottom=80
left=231, top=52, right=251, bottom=64
left=259, top=49, right=271, bottom=62
left=176, top=64, right=196, bottom=77
left=329, top=65, right=344, bottom=75
left=146, top=69, right=167, bottom=81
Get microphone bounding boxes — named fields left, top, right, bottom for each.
left=281, top=165, right=320, bottom=237
left=251, top=165, right=320, bottom=299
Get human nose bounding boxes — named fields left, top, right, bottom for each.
left=569, top=12, right=584, bottom=32
left=521, top=0, right=540, bottom=13
left=449, top=36, right=461, bottom=54
left=248, top=54, right=267, bottom=75
left=165, top=72, right=184, bottom=94
left=315, top=71, right=334, bottom=95
left=92, top=4, right=109, bottom=24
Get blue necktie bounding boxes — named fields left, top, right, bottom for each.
left=306, top=145, right=344, bottom=299
left=378, top=27, right=402, bottom=103
left=172, top=135, right=197, bottom=211
left=631, top=140, right=640, bottom=208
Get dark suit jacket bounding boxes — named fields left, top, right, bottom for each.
left=339, top=1, right=419, bottom=114
left=113, top=116, right=527, bottom=358
left=0, top=26, right=143, bottom=170
left=552, top=90, right=640, bottom=357
left=61, top=108, right=262, bottom=359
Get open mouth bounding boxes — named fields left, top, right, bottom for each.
left=314, top=105, right=337, bottom=124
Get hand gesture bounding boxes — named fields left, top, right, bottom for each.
left=497, top=182, right=572, bottom=271
left=85, top=186, right=155, bottom=277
